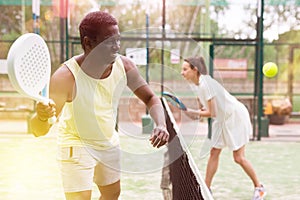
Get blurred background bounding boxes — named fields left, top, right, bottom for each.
left=0, top=0, right=300, bottom=137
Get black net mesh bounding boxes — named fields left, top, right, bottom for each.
left=162, top=98, right=205, bottom=200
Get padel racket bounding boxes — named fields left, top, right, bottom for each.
left=162, top=92, right=187, bottom=111
left=7, top=33, right=56, bottom=124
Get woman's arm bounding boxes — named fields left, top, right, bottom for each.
left=184, top=98, right=216, bottom=119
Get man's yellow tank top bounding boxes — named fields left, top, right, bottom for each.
left=56, top=55, right=127, bottom=150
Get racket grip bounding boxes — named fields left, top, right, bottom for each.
left=48, top=116, right=57, bottom=124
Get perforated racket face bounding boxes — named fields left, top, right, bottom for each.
left=7, top=33, right=51, bottom=99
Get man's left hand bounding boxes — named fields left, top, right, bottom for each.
left=149, top=127, right=169, bottom=148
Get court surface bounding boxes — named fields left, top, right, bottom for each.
left=0, top=120, right=299, bottom=200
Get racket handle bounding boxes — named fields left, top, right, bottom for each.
left=48, top=116, right=56, bottom=124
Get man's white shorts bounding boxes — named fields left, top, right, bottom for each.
left=57, top=146, right=121, bottom=193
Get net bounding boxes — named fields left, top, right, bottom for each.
left=161, top=97, right=213, bottom=200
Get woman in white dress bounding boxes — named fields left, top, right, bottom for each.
left=180, top=56, right=266, bottom=200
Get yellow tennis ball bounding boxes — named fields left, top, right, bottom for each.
left=263, top=62, right=278, bottom=78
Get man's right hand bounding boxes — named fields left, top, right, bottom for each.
left=36, top=100, right=56, bottom=122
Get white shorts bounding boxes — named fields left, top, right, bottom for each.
left=57, top=146, right=121, bottom=193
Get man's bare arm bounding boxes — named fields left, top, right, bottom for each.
left=122, top=56, right=169, bottom=147
left=30, top=65, right=73, bottom=136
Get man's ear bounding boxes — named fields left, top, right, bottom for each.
left=83, top=36, right=93, bottom=52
